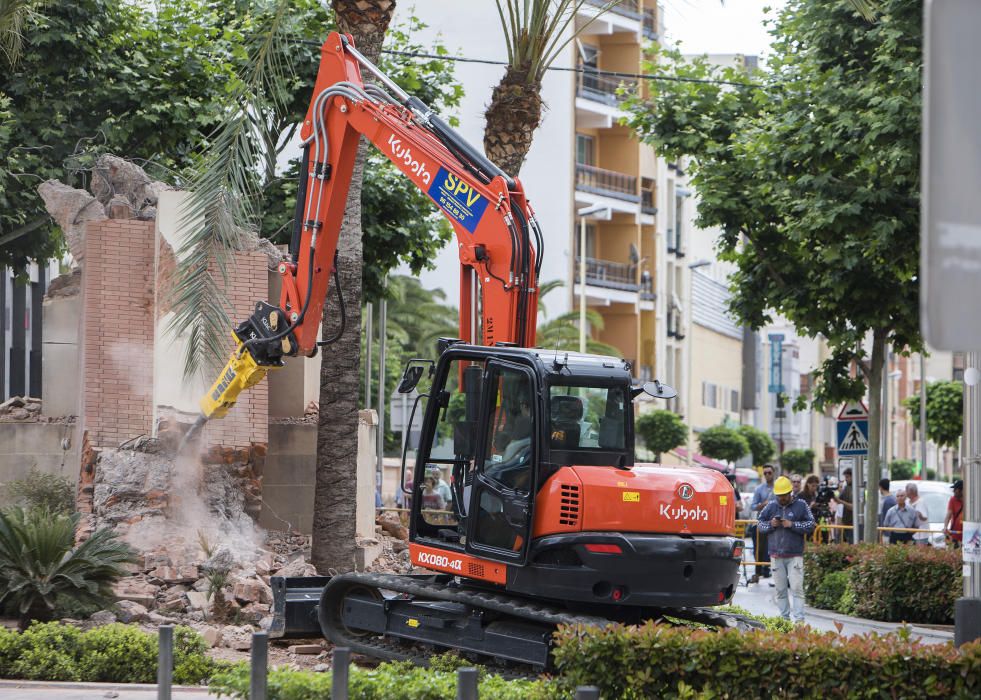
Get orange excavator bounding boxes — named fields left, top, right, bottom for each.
left=192, top=33, right=754, bottom=669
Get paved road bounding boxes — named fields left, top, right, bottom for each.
left=731, top=575, right=954, bottom=644
left=0, top=681, right=215, bottom=699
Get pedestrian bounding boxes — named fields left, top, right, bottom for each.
left=836, top=467, right=854, bottom=542
left=944, top=479, right=964, bottom=547
left=878, top=478, right=896, bottom=527
left=790, top=474, right=803, bottom=498
left=799, top=475, right=819, bottom=506
left=882, top=490, right=918, bottom=544
left=905, top=483, right=931, bottom=545
left=749, top=464, right=776, bottom=583
left=758, top=475, right=816, bottom=624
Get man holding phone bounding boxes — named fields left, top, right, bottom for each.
left=758, top=475, right=816, bottom=624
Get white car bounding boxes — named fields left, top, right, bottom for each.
left=889, top=480, right=953, bottom=547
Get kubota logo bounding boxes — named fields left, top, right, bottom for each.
left=659, top=503, right=708, bottom=521
left=417, top=552, right=463, bottom=571
left=677, top=483, right=694, bottom=501
left=388, top=134, right=432, bottom=184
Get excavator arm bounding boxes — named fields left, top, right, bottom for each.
left=198, top=33, right=541, bottom=422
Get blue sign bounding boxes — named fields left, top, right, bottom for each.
left=836, top=419, right=870, bottom=456
left=427, top=167, right=489, bottom=234
left=768, top=335, right=784, bottom=394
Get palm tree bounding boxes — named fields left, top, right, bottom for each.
left=0, top=508, right=136, bottom=629
left=311, top=0, right=396, bottom=574
left=0, top=0, right=43, bottom=66
left=485, top=1, right=624, bottom=177
left=535, top=279, right=621, bottom=356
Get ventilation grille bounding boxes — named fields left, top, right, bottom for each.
left=468, top=562, right=485, bottom=578
left=559, top=484, right=581, bottom=526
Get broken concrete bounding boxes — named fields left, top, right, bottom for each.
left=37, top=181, right=107, bottom=262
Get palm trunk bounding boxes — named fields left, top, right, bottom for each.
left=483, top=67, right=543, bottom=178
left=864, top=329, right=886, bottom=544
left=312, top=1, right=394, bottom=574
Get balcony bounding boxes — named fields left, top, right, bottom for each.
left=577, top=71, right=638, bottom=107
left=576, top=163, right=640, bottom=203
left=640, top=274, right=655, bottom=300
left=643, top=8, right=659, bottom=41
left=575, top=256, right=641, bottom=292
left=586, top=0, right=642, bottom=20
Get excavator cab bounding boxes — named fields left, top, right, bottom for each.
left=400, top=342, right=638, bottom=572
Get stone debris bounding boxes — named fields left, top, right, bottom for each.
left=0, top=396, right=41, bottom=422
left=288, top=644, right=323, bottom=655
left=114, top=600, right=148, bottom=623
left=89, top=610, right=117, bottom=626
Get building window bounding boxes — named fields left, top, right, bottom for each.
left=576, top=133, right=595, bottom=166
left=730, top=389, right=740, bottom=413
left=702, top=381, right=717, bottom=408
left=575, top=223, right=596, bottom=260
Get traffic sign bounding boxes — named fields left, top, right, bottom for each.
left=837, top=400, right=868, bottom=421
left=837, top=418, right=870, bottom=456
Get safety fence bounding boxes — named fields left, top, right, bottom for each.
left=152, top=625, right=602, bottom=700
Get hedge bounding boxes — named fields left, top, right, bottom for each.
left=0, top=622, right=223, bottom=684
left=552, top=622, right=981, bottom=699
left=804, top=544, right=962, bottom=623
left=209, top=659, right=554, bottom=700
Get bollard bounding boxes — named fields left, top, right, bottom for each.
left=575, top=686, right=601, bottom=700
left=157, top=625, right=173, bottom=700
left=456, top=667, right=478, bottom=700
left=250, top=631, right=268, bottom=700
left=332, top=647, right=351, bottom=700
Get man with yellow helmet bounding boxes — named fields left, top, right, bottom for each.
left=758, top=475, right=816, bottom=624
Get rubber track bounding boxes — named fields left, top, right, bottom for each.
left=318, top=572, right=762, bottom=670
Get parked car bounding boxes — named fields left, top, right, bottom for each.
left=889, top=480, right=953, bottom=547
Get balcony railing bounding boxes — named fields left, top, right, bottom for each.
left=576, top=163, right=640, bottom=202
left=643, top=8, right=659, bottom=40
left=640, top=274, right=655, bottom=300
left=577, top=70, right=638, bottom=106
left=575, top=256, right=641, bottom=292
left=585, top=0, right=642, bottom=20
left=641, top=189, right=656, bottom=214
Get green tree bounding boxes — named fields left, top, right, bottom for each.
left=780, top=449, right=815, bottom=475
left=624, top=0, right=922, bottom=542
left=636, top=410, right=687, bottom=462
left=534, top=280, right=622, bottom=357
left=902, top=380, right=963, bottom=448
left=697, top=425, right=749, bottom=464
left=0, top=508, right=135, bottom=629
left=889, top=459, right=916, bottom=481
left=739, top=424, right=776, bottom=467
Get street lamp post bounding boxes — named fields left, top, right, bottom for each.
left=576, top=204, right=610, bottom=353
left=685, top=259, right=711, bottom=466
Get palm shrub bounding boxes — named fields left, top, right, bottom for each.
left=0, top=507, right=136, bottom=629
left=4, top=467, right=75, bottom=514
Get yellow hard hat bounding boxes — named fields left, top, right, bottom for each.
left=773, top=476, right=793, bottom=496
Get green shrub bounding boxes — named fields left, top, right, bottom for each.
left=848, top=545, right=961, bottom=624
left=0, top=507, right=136, bottom=629
left=635, top=410, right=687, bottom=461
left=552, top=622, right=981, bottom=699
left=738, top=424, right=776, bottom=466
left=79, top=623, right=156, bottom=683
left=4, top=468, right=75, bottom=514
left=0, top=622, right=217, bottom=685
left=806, top=544, right=961, bottom=624
left=697, top=425, right=748, bottom=463
left=779, top=448, right=814, bottom=474
left=10, top=622, right=81, bottom=681
left=890, top=459, right=916, bottom=480
left=209, top=660, right=555, bottom=700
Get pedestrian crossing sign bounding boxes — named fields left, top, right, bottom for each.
left=836, top=418, right=869, bottom=456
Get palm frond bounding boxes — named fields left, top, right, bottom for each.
left=0, top=0, right=45, bottom=66
left=169, top=0, right=298, bottom=380
left=846, top=0, right=878, bottom=22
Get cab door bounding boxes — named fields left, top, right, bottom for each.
left=465, top=359, right=537, bottom=563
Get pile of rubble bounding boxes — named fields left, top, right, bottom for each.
left=0, top=396, right=41, bottom=422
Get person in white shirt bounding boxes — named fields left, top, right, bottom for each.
left=905, top=483, right=931, bottom=545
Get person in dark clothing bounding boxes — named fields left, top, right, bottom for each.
left=837, top=467, right=854, bottom=541
left=748, top=464, right=776, bottom=583
left=878, top=478, right=896, bottom=526
left=759, top=476, right=816, bottom=623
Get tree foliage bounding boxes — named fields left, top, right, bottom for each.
left=624, top=0, right=923, bottom=541
left=902, top=380, right=963, bottom=448
left=635, top=410, right=687, bottom=461
left=780, top=448, right=816, bottom=475
left=697, top=425, right=749, bottom=464
left=889, top=459, right=915, bottom=480
left=739, top=424, right=776, bottom=466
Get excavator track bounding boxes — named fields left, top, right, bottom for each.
left=314, top=572, right=761, bottom=671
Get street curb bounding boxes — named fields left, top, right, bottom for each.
left=0, top=680, right=211, bottom=693
left=802, top=606, right=954, bottom=640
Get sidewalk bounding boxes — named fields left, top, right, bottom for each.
left=0, top=680, right=215, bottom=699
left=732, top=578, right=954, bottom=644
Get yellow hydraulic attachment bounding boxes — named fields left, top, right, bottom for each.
left=200, top=332, right=274, bottom=420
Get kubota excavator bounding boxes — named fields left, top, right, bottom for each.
left=190, top=33, right=755, bottom=669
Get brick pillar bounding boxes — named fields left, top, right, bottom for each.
left=81, top=220, right=155, bottom=448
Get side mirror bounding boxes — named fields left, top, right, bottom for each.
left=632, top=380, right=678, bottom=400
left=397, top=359, right=434, bottom=394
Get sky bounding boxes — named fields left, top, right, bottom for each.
left=661, top=0, right=788, bottom=59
